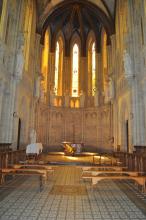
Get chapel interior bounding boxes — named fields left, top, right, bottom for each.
left=1, top=0, right=146, bottom=220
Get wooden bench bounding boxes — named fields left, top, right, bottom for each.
left=0, top=167, right=54, bottom=191
left=12, top=164, right=54, bottom=171
left=11, top=164, right=53, bottom=170
left=81, top=166, right=127, bottom=171
left=82, top=173, right=146, bottom=192
left=0, top=169, right=46, bottom=192
left=2, top=168, right=48, bottom=180
left=8, top=164, right=54, bottom=179
left=82, top=170, right=143, bottom=177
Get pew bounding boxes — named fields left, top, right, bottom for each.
left=82, top=172, right=146, bottom=192
left=82, top=170, right=143, bottom=177
left=81, top=166, right=127, bottom=171
left=0, top=169, right=46, bottom=191
left=11, top=164, right=53, bottom=170
left=8, top=164, right=55, bottom=179
left=2, top=168, right=48, bottom=179
left=0, top=165, right=55, bottom=191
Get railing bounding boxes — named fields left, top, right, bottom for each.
left=0, top=149, right=26, bottom=168
left=113, top=151, right=146, bottom=172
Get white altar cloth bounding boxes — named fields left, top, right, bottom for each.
left=26, top=143, right=43, bottom=155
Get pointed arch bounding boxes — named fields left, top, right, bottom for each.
left=70, top=32, right=81, bottom=97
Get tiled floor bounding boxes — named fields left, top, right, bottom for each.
left=0, top=166, right=146, bottom=220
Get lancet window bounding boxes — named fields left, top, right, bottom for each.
left=72, top=43, right=79, bottom=97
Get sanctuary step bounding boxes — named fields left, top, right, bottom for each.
left=43, top=145, right=113, bottom=154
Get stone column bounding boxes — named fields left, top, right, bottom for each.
left=95, top=53, right=99, bottom=89
left=31, top=34, right=41, bottom=130
left=48, top=52, right=55, bottom=104
left=80, top=57, right=87, bottom=93
left=97, top=53, right=103, bottom=104
left=35, top=34, right=42, bottom=84
left=63, top=56, right=71, bottom=95
left=107, top=45, right=112, bottom=76
left=113, top=101, right=118, bottom=151
left=131, top=79, right=146, bottom=147
left=7, top=79, right=18, bottom=144
left=110, top=35, right=117, bottom=150
left=0, top=0, right=8, bottom=40
left=0, top=81, right=4, bottom=122
left=110, top=35, right=116, bottom=75
left=0, top=84, right=12, bottom=143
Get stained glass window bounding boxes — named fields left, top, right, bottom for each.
left=92, top=42, right=96, bottom=96
left=54, top=41, right=59, bottom=95
left=72, top=44, right=79, bottom=97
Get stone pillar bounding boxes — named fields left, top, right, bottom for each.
left=97, top=53, right=103, bottom=104
left=0, top=0, right=8, bottom=40
left=35, top=34, right=42, bottom=87
left=63, top=56, right=71, bottom=95
left=48, top=52, right=55, bottom=104
left=110, top=35, right=116, bottom=75
left=7, top=79, right=18, bottom=144
left=95, top=53, right=99, bottom=89
left=31, top=34, right=41, bottom=130
left=0, top=83, right=13, bottom=143
left=131, top=80, right=145, bottom=146
left=107, top=45, right=112, bottom=76
left=48, top=52, right=55, bottom=89
left=0, top=81, right=4, bottom=122
left=110, top=35, right=117, bottom=151
left=112, top=89, right=117, bottom=151
left=80, top=57, right=87, bottom=93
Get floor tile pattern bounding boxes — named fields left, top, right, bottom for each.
left=0, top=166, right=146, bottom=220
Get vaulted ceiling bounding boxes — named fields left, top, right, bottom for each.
left=36, top=0, right=116, bottom=56
left=36, top=0, right=116, bottom=21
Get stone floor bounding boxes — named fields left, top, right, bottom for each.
left=0, top=166, right=146, bottom=220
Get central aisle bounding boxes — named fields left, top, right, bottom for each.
left=0, top=166, right=146, bottom=220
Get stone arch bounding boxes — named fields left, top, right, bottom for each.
left=70, top=31, right=81, bottom=57
left=86, top=30, right=96, bottom=53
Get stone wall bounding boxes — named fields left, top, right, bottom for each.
left=112, top=0, right=146, bottom=152
left=0, top=0, right=38, bottom=149
left=36, top=104, right=113, bottom=152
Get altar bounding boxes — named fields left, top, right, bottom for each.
left=62, top=142, right=83, bottom=155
